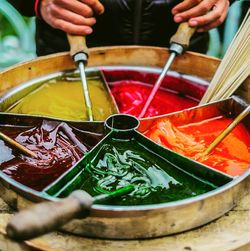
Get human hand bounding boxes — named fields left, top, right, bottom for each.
left=172, top=0, right=230, bottom=32
left=40, top=0, right=104, bottom=35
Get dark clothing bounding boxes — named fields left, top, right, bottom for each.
left=8, top=0, right=234, bottom=56
left=8, top=0, right=36, bottom=16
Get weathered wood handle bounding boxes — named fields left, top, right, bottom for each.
left=6, top=190, right=93, bottom=241
left=170, top=22, right=196, bottom=49
left=67, top=34, right=89, bottom=58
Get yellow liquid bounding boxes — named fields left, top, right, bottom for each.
left=7, top=78, right=116, bottom=121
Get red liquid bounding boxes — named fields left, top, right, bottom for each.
left=110, top=81, right=198, bottom=118
left=103, top=69, right=206, bottom=118
left=0, top=121, right=88, bottom=191
left=145, top=116, right=250, bottom=176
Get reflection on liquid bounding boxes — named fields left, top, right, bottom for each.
left=74, top=139, right=215, bottom=205
left=0, top=121, right=89, bottom=190
left=7, top=78, right=116, bottom=121
left=110, top=81, right=198, bottom=118
left=145, top=117, right=250, bottom=176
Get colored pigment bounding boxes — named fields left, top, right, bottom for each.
left=7, top=78, right=116, bottom=121
left=103, top=69, right=206, bottom=118
left=144, top=117, right=250, bottom=176
left=0, top=121, right=89, bottom=190
left=110, top=81, right=198, bottom=118
left=62, top=138, right=215, bottom=205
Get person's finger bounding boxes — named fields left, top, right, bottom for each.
left=80, top=0, right=105, bottom=15
left=197, top=19, right=221, bottom=32
left=54, top=0, right=94, bottom=18
left=197, top=4, right=229, bottom=32
left=50, top=5, right=96, bottom=26
left=173, top=0, right=217, bottom=23
left=52, top=18, right=93, bottom=35
left=188, top=0, right=228, bottom=27
left=172, top=0, right=202, bottom=15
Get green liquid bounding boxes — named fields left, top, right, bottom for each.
left=61, top=138, right=216, bottom=206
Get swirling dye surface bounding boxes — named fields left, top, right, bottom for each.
left=145, top=116, right=250, bottom=176
left=0, top=121, right=88, bottom=190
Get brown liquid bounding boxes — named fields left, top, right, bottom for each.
left=0, top=121, right=89, bottom=191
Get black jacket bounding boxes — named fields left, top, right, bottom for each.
left=8, top=0, right=233, bottom=56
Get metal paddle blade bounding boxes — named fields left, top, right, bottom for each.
left=78, top=62, right=94, bottom=121
left=138, top=52, right=177, bottom=118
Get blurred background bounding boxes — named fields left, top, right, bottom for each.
left=0, top=0, right=248, bottom=70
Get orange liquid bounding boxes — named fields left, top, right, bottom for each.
left=145, top=116, right=250, bottom=176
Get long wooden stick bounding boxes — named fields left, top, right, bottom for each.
left=0, top=132, right=37, bottom=158
left=204, top=105, right=250, bottom=155
left=6, top=185, right=134, bottom=241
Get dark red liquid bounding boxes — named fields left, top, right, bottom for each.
left=103, top=69, right=207, bottom=118
left=145, top=116, right=250, bottom=176
left=0, top=121, right=88, bottom=191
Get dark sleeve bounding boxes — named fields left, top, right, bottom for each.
left=7, top=0, right=36, bottom=17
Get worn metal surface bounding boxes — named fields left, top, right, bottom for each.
left=0, top=187, right=250, bottom=251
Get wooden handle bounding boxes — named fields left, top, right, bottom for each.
left=170, top=22, right=196, bottom=49
left=67, top=34, right=89, bottom=58
left=0, top=132, right=37, bottom=158
left=204, top=105, right=250, bottom=155
left=6, top=190, right=93, bottom=241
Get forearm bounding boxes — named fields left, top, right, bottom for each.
left=7, top=0, right=36, bottom=17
